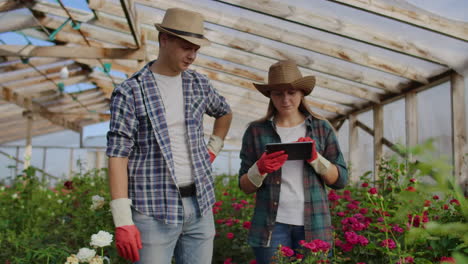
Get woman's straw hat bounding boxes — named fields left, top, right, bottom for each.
left=254, top=60, right=316, bottom=97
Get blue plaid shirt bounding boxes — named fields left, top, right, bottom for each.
left=106, top=61, right=231, bottom=224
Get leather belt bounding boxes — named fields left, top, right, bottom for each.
left=179, top=183, right=196, bottom=197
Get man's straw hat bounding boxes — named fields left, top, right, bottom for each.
left=254, top=60, right=316, bottom=97
left=155, top=8, right=210, bottom=46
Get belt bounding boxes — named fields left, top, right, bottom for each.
left=179, top=183, right=196, bottom=197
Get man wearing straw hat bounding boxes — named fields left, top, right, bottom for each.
left=106, top=8, right=232, bottom=263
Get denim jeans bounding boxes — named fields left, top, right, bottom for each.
left=252, top=222, right=305, bottom=264
left=133, top=196, right=215, bottom=264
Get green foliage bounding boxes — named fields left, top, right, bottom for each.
left=212, top=175, right=256, bottom=264
left=0, top=140, right=466, bottom=264
left=0, top=167, right=127, bottom=264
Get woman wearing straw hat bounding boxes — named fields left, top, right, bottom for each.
left=238, top=60, right=348, bottom=263
left=107, top=8, right=232, bottom=264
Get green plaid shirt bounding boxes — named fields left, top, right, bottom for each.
left=239, top=114, right=348, bottom=247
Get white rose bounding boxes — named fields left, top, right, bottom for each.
left=90, top=231, right=113, bottom=248
left=11, top=193, right=18, bottom=199
left=76, top=247, right=96, bottom=262
left=89, top=256, right=104, bottom=264
left=65, top=254, right=79, bottom=264
left=90, top=195, right=105, bottom=210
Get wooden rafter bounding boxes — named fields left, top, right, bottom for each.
left=119, top=0, right=141, bottom=48
left=1, top=87, right=82, bottom=132
left=218, top=0, right=453, bottom=65
left=329, top=0, right=468, bottom=41
left=0, top=45, right=146, bottom=60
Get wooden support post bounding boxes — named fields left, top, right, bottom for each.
left=42, top=147, right=47, bottom=183
left=405, top=91, right=418, bottom=162
left=69, top=148, right=74, bottom=178
left=373, top=105, right=383, bottom=182
left=15, top=146, right=19, bottom=176
left=450, top=73, right=467, bottom=195
left=348, top=113, right=359, bottom=183
left=23, top=109, right=33, bottom=170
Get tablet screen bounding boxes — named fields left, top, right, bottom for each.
left=265, top=142, right=312, bottom=160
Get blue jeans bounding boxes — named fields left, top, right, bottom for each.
left=252, top=222, right=305, bottom=264
left=133, top=196, right=215, bottom=264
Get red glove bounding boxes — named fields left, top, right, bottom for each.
left=257, top=151, right=289, bottom=174
left=208, top=150, right=216, bottom=163
left=297, top=137, right=318, bottom=163
left=115, top=225, right=143, bottom=262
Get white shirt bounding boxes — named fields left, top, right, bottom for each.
left=275, top=121, right=306, bottom=226
left=153, top=72, right=194, bottom=186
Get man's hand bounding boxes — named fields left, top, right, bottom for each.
left=110, top=198, right=142, bottom=262
left=207, top=135, right=224, bottom=163
left=115, top=225, right=143, bottom=262
left=247, top=151, right=288, bottom=187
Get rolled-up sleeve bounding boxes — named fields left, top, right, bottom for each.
left=205, top=81, right=231, bottom=118
left=106, top=83, right=138, bottom=157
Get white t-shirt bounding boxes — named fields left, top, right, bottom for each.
left=275, top=121, right=306, bottom=226
left=153, top=72, right=194, bottom=186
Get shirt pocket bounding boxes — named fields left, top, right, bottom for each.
left=190, top=97, right=206, bottom=123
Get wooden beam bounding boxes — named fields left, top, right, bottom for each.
left=329, top=0, right=468, bottom=41
left=1, top=87, right=82, bottom=132
left=119, top=0, right=141, bottom=48
left=450, top=73, right=467, bottom=194
left=0, top=45, right=146, bottom=60
left=0, top=60, right=73, bottom=84
left=348, top=113, right=359, bottom=183
left=0, top=0, right=32, bottom=12
left=219, top=0, right=452, bottom=65
left=331, top=71, right=452, bottom=124
left=0, top=9, right=39, bottom=33
left=36, top=12, right=406, bottom=97
left=405, top=91, right=418, bottom=162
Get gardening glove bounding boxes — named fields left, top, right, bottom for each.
left=297, top=137, right=331, bottom=176
left=110, top=198, right=143, bottom=262
left=247, top=151, right=288, bottom=187
left=207, top=134, right=224, bottom=163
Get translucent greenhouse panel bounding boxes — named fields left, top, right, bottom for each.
left=417, top=83, right=453, bottom=162
left=383, top=99, right=406, bottom=147
left=336, top=119, right=349, bottom=164
left=0, top=147, right=18, bottom=184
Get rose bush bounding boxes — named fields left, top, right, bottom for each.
left=0, top=141, right=466, bottom=263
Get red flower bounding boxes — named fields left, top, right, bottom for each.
left=249, top=260, right=257, bottom=264
left=369, top=187, right=378, bottom=195
left=443, top=204, right=449, bottom=210
left=243, top=221, right=251, bottom=229
left=361, top=182, right=369, bottom=187
left=280, top=246, right=294, bottom=257
left=409, top=178, right=417, bottom=183
left=433, top=195, right=439, bottom=200
left=226, top=232, right=235, bottom=239
left=440, top=256, right=456, bottom=263
left=404, top=256, right=415, bottom=263
left=64, top=181, right=73, bottom=190
left=449, top=199, right=460, bottom=206
left=424, top=200, right=431, bottom=207
left=224, top=258, right=233, bottom=264
left=405, top=186, right=416, bottom=192
left=380, top=239, right=396, bottom=249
